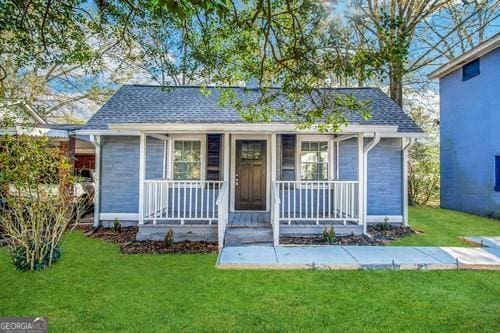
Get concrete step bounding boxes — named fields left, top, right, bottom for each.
left=225, top=227, right=273, bottom=246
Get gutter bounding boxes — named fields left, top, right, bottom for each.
left=362, top=132, right=381, bottom=235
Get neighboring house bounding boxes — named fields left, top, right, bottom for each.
left=0, top=101, right=95, bottom=170
left=429, top=34, right=500, bottom=217
left=77, top=85, right=424, bottom=249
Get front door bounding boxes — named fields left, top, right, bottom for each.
left=235, top=140, right=267, bottom=210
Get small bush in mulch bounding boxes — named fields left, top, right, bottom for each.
left=280, top=225, right=416, bottom=246
left=75, top=225, right=217, bottom=254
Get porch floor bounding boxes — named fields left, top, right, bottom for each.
left=229, top=212, right=270, bottom=227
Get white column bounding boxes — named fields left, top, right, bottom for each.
left=357, top=134, right=364, bottom=228
left=271, top=133, right=277, bottom=183
left=270, top=133, right=279, bottom=246
left=91, top=135, right=101, bottom=228
left=223, top=133, right=230, bottom=182
left=138, top=133, right=146, bottom=225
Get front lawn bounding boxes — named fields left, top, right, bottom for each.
left=392, top=207, right=500, bottom=246
left=0, top=207, right=499, bottom=332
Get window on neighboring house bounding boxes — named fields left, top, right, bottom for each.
left=300, top=141, right=328, bottom=181
left=462, top=58, right=480, bottom=81
left=495, top=155, right=500, bottom=192
left=173, top=140, right=201, bottom=180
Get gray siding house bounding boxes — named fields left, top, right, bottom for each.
left=429, top=34, right=500, bottom=217
left=78, top=85, right=424, bottom=249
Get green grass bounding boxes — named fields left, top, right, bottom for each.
left=0, top=208, right=499, bottom=332
left=391, top=207, right=500, bottom=246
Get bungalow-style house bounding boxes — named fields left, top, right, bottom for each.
left=78, top=85, right=424, bottom=249
left=429, top=34, right=500, bottom=217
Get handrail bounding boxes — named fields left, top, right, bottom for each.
left=216, top=182, right=229, bottom=205
left=271, top=181, right=281, bottom=246
left=216, top=182, right=229, bottom=252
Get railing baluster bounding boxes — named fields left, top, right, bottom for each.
left=194, top=182, right=198, bottom=219
left=287, top=182, right=290, bottom=221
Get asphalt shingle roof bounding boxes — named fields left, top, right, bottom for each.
left=83, top=85, right=423, bottom=133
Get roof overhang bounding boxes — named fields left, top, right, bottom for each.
left=76, top=122, right=427, bottom=138
left=0, top=126, right=69, bottom=140
left=428, top=34, right=500, bottom=80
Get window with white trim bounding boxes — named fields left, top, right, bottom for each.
left=173, top=140, right=201, bottom=180
left=300, top=141, right=328, bottom=181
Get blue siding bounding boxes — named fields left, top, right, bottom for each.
left=338, top=138, right=402, bottom=215
left=367, top=138, right=402, bottom=215
left=100, top=136, right=140, bottom=213
left=99, top=135, right=403, bottom=217
left=146, top=137, right=165, bottom=179
left=338, top=138, right=358, bottom=180
left=440, top=48, right=500, bottom=216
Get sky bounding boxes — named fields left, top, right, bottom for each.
left=46, top=0, right=500, bottom=122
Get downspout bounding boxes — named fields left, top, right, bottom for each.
left=363, top=133, right=380, bottom=235
left=90, top=135, right=101, bottom=228
left=402, top=137, right=416, bottom=227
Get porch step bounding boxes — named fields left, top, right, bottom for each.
left=224, top=227, right=273, bottom=246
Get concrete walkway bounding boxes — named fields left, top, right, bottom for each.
left=217, top=245, right=500, bottom=270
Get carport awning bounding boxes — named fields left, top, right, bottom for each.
left=0, top=126, right=69, bottom=139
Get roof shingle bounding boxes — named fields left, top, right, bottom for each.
left=83, top=85, right=423, bottom=133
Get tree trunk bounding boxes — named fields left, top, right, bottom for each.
left=389, top=64, right=403, bottom=107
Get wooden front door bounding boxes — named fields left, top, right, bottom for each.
left=235, top=140, right=267, bottom=210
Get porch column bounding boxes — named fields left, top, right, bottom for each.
left=223, top=132, right=230, bottom=182
left=138, top=133, right=146, bottom=225
left=270, top=133, right=279, bottom=246
left=357, top=134, right=364, bottom=228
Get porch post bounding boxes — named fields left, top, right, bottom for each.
left=270, top=133, right=279, bottom=246
left=357, top=134, right=364, bottom=228
left=223, top=132, right=230, bottom=182
left=138, top=133, right=146, bottom=225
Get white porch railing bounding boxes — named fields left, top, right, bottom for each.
left=273, top=180, right=359, bottom=224
left=143, top=180, right=225, bottom=224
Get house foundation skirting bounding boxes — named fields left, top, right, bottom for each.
left=136, top=225, right=218, bottom=242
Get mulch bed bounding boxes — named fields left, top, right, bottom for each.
left=76, top=225, right=217, bottom=254
left=280, top=225, right=416, bottom=246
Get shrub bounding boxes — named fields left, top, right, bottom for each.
left=164, top=228, right=174, bottom=248
left=322, top=227, right=335, bottom=244
left=112, top=218, right=121, bottom=232
left=0, top=135, right=84, bottom=271
left=11, top=242, right=61, bottom=272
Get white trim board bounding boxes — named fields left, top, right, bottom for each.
left=366, top=215, right=403, bottom=224
left=100, top=213, right=139, bottom=221
left=108, top=123, right=398, bottom=133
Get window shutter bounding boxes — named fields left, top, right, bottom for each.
left=280, top=134, right=296, bottom=181
left=206, top=134, right=222, bottom=180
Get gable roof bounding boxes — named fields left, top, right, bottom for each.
left=428, top=33, right=500, bottom=80
left=83, top=85, right=423, bottom=133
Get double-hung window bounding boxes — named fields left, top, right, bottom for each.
left=299, top=140, right=329, bottom=181
left=173, top=140, right=201, bottom=180
left=495, top=155, right=500, bottom=192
